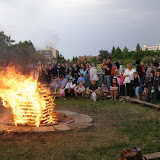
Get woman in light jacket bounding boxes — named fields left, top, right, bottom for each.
left=124, top=63, right=136, bottom=97
left=90, top=63, right=99, bottom=82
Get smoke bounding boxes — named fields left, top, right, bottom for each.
left=0, top=0, right=60, bottom=50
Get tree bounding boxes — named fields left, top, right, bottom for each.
left=84, top=57, right=88, bottom=63
left=123, top=46, right=129, bottom=58
left=16, top=41, right=35, bottom=58
left=57, top=53, right=66, bottom=63
left=0, top=31, right=16, bottom=66
left=0, top=31, right=15, bottom=48
left=136, top=43, right=141, bottom=52
left=114, top=47, right=123, bottom=59
left=98, top=50, right=110, bottom=61
left=142, top=56, right=160, bottom=64
left=111, top=46, right=115, bottom=55
left=33, top=52, right=47, bottom=64
left=71, top=56, right=78, bottom=64
left=90, top=57, right=97, bottom=63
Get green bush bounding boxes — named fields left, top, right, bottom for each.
left=123, top=59, right=134, bottom=66
left=142, top=56, right=160, bottom=64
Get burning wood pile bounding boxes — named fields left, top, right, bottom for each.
left=0, top=67, right=57, bottom=127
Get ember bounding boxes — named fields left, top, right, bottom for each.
left=0, top=67, right=57, bottom=127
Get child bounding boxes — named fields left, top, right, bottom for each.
left=100, top=83, right=108, bottom=97
left=153, top=69, right=160, bottom=103
left=74, top=81, right=85, bottom=98
left=77, top=73, right=85, bottom=85
left=56, top=75, right=67, bottom=89
left=87, top=79, right=100, bottom=102
left=110, top=78, right=119, bottom=101
left=65, top=78, right=76, bottom=99
left=59, top=86, right=65, bottom=98
left=117, top=70, right=125, bottom=96
left=133, top=72, right=140, bottom=100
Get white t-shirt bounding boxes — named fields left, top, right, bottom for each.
left=65, top=82, right=76, bottom=89
left=77, top=86, right=84, bottom=92
left=124, top=68, right=136, bottom=83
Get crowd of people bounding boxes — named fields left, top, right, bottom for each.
left=37, top=57, right=160, bottom=103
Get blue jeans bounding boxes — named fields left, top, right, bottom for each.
left=85, top=76, right=90, bottom=88
left=135, top=86, right=140, bottom=96
left=100, top=75, right=104, bottom=87
left=104, top=75, right=111, bottom=91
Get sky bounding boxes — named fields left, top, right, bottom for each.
left=0, top=0, right=160, bottom=59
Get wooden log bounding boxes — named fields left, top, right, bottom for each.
left=144, top=152, right=160, bottom=160
left=120, top=96, right=160, bottom=110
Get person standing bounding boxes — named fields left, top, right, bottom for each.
left=111, top=62, right=116, bottom=81
left=141, top=61, right=145, bottom=80
left=104, top=58, right=112, bottom=91
left=65, top=63, right=70, bottom=80
left=72, top=64, right=79, bottom=83
left=77, top=60, right=81, bottom=72
left=145, top=70, right=154, bottom=103
left=38, top=64, right=48, bottom=84
left=90, top=63, right=99, bottom=83
left=146, top=63, right=154, bottom=76
left=124, top=63, right=136, bottom=97
left=59, top=61, right=66, bottom=77
left=45, top=65, right=52, bottom=84
left=85, top=64, right=90, bottom=88
left=102, top=59, right=107, bottom=67
left=79, top=63, right=88, bottom=87
left=77, top=73, right=85, bottom=85
left=153, top=69, right=160, bottom=103
left=152, top=57, right=159, bottom=68
left=136, top=60, right=143, bottom=94
left=51, top=62, right=58, bottom=78
left=117, top=70, right=125, bottom=96
left=100, top=66, right=105, bottom=87
left=133, top=72, right=140, bottom=100
left=136, top=60, right=142, bottom=79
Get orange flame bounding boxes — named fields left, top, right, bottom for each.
left=0, top=67, right=56, bottom=127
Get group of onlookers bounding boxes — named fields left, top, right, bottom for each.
left=37, top=57, right=160, bottom=103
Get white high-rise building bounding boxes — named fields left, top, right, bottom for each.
left=142, top=44, right=160, bottom=51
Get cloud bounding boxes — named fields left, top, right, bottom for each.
left=0, top=0, right=160, bottom=59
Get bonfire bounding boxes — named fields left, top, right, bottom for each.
left=0, top=67, right=57, bottom=127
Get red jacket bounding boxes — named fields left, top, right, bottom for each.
left=117, top=74, right=125, bottom=85
left=141, top=65, right=145, bottom=76
left=111, top=66, right=116, bottom=76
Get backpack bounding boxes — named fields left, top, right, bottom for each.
left=121, top=147, right=147, bottom=160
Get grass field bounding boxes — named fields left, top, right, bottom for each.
left=0, top=98, right=160, bottom=160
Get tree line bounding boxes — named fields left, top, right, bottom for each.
left=1, top=31, right=160, bottom=66
left=0, top=31, right=47, bottom=67
left=98, top=44, right=160, bottom=65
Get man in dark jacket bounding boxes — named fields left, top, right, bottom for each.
left=59, top=61, right=66, bottom=77
left=145, top=70, right=154, bottom=103
left=104, top=58, right=112, bottom=91
left=136, top=60, right=142, bottom=78
left=136, top=60, right=143, bottom=94
left=77, top=60, right=81, bottom=72
left=152, top=57, right=159, bottom=68
left=153, top=69, right=160, bottom=102
left=51, top=62, right=58, bottom=78
left=72, top=64, right=79, bottom=82
left=45, top=65, right=52, bottom=84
